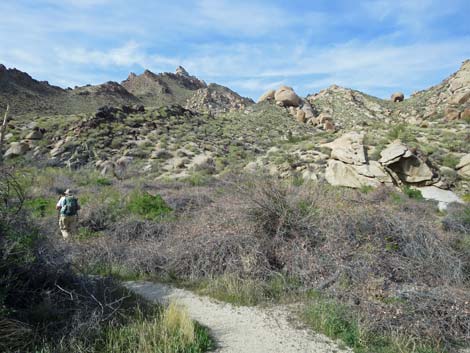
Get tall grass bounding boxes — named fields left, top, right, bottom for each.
left=304, top=294, right=442, bottom=353
left=98, top=304, right=211, bottom=353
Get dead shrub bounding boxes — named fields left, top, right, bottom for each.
left=68, top=176, right=469, bottom=347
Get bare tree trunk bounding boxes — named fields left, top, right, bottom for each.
left=0, top=104, right=10, bottom=166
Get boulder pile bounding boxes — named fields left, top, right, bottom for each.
left=323, top=132, right=393, bottom=188
left=323, top=132, right=441, bottom=189
left=259, top=85, right=336, bottom=130
left=378, top=141, right=436, bottom=185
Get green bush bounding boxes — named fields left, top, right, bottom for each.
left=402, top=186, right=423, bottom=200
left=96, top=177, right=113, bottom=186
left=386, top=124, right=416, bottom=144
left=441, top=154, right=459, bottom=169
left=24, top=197, right=56, bottom=217
left=304, top=294, right=442, bottom=353
left=127, top=191, right=172, bottom=220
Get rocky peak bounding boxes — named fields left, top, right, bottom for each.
left=175, top=66, right=190, bottom=77
left=143, top=69, right=158, bottom=78
left=0, top=64, right=6, bottom=72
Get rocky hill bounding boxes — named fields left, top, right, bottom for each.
left=121, top=67, right=253, bottom=115
left=2, top=60, right=469, bottom=206
left=0, top=64, right=253, bottom=116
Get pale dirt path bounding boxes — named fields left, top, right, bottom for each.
left=125, top=281, right=350, bottom=353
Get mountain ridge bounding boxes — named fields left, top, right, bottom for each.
left=0, top=64, right=254, bottom=117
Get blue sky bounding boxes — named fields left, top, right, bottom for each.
left=1, top=0, right=469, bottom=100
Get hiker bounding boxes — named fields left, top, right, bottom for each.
left=55, top=189, right=80, bottom=239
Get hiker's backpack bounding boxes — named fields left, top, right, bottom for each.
left=62, top=196, right=79, bottom=216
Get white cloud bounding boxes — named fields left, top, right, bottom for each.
left=0, top=0, right=468, bottom=99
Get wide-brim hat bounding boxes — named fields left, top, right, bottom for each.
left=64, top=189, right=72, bottom=195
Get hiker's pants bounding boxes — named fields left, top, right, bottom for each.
left=59, top=215, right=78, bottom=239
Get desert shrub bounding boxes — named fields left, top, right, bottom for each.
left=24, top=196, right=56, bottom=217
left=67, top=176, right=469, bottom=350
left=79, top=188, right=124, bottom=231
left=386, top=124, right=416, bottom=143
left=304, top=292, right=441, bottom=353
left=245, top=179, right=321, bottom=241
left=181, top=172, right=214, bottom=187
left=0, top=170, right=212, bottom=353
left=443, top=203, right=470, bottom=234
left=127, top=191, right=172, bottom=220
left=402, top=185, right=424, bottom=199
left=441, top=153, right=460, bottom=169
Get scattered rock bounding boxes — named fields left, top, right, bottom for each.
left=165, top=157, right=188, bottom=171
left=115, top=156, right=133, bottom=177
left=151, top=149, right=173, bottom=160
left=25, top=129, right=43, bottom=140
left=244, top=161, right=262, bottom=173
left=391, top=92, right=405, bottom=102
left=318, top=112, right=332, bottom=124
left=4, top=142, right=29, bottom=158
left=188, top=153, right=215, bottom=173
left=301, top=169, right=318, bottom=182
left=324, top=121, right=335, bottom=131
left=100, top=161, right=115, bottom=176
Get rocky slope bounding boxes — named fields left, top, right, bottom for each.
left=0, top=64, right=253, bottom=116
left=2, top=60, right=469, bottom=203
left=122, top=67, right=253, bottom=115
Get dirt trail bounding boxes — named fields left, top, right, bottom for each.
left=125, top=281, right=350, bottom=353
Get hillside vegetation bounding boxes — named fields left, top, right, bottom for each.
left=1, top=60, right=469, bottom=353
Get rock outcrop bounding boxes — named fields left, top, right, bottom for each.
left=274, top=86, right=301, bottom=107
left=175, top=66, right=190, bottom=76
left=456, top=154, right=470, bottom=179
left=322, top=132, right=366, bottom=165
left=391, top=92, right=405, bottom=102
left=185, top=83, right=253, bottom=115
left=325, top=159, right=383, bottom=188
left=323, top=132, right=393, bottom=188
left=258, top=90, right=275, bottom=103
left=379, top=141, right=435, bottom=184
left=416, top=186, right=463, bottom=211
left=4, top=142, right=29, bottom=158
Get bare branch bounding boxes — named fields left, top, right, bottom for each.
left=0, top=104, right=10, bottom=165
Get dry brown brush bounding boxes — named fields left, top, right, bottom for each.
left=67, top=176, right=470, bottom=347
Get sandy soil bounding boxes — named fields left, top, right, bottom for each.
left=125, top=281, right=351, bottom=353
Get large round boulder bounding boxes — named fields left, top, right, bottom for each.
left=274, top=86, right=301, bottom=107
left=391, top=92, right=405, bottom=102
left=258, top=89, right=275, bottom=103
